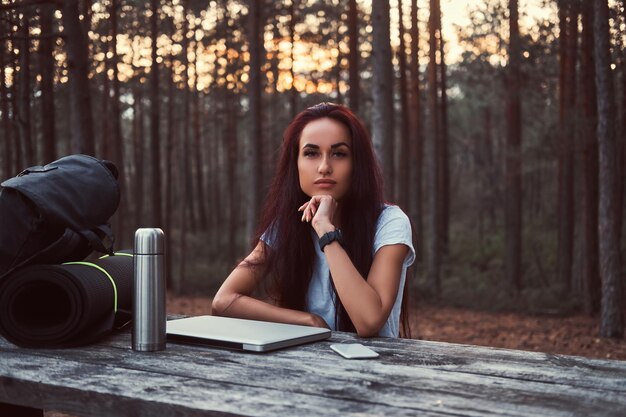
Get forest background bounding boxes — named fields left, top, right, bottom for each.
left=1, top=0, right=625, bottom=341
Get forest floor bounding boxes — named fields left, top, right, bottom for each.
left=166, top=293, right=626, bottom=361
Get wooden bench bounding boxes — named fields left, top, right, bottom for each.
left=1, top=328, right=625, bottom=416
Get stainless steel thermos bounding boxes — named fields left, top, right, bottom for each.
left=133, top=228, right=166, bottom=351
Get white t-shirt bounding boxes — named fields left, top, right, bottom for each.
left=262, top=204, right=415, bottom=337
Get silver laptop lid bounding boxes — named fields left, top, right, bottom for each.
left=166, top=315, right=331, bottom=352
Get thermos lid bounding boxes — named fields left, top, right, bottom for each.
left=134, top=228, right=165, bottom=254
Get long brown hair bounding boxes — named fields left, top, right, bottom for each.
left=251, top=103, right=411, bottom=336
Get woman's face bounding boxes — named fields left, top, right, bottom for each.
left=297, top=117, right=353, bottom=201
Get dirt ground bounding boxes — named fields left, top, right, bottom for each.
left=166, top=293, right=626, bottom=361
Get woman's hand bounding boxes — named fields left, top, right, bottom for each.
left=298, top=195, right=338, bottom=237
left=303, top=312, right=330, bottom=329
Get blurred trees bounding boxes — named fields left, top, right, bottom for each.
left=0, top=0, right=624, bottom=337
left=450, top=0, right=624, bottom=336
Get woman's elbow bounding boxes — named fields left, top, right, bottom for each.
left=355, top=328, right=378, bottom=338
left=354, top=319, right=384, bottom=338
left=211, top=292, right=236, bottom=316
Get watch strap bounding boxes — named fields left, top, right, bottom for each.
left=319, top=229, right=343, bottom=252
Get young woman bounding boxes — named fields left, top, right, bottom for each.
left=212, top=103, right=415, bottom=337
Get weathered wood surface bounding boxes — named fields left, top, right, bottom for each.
left=1, top=327, right=625, bottom=417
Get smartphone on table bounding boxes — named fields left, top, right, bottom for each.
left=330, top=343, right=379, bottom=359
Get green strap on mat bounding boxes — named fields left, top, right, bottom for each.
left=63, top=252, right=133, bottom=313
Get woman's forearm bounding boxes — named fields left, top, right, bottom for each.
left=322, top=242, right=388, bottom=336
left=212, top=292, right=325, bottom=328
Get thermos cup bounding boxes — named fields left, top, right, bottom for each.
left=133, top=228, right=166, bottom=351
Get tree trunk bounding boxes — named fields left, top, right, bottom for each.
left=505, top=0, right=523, bottom=293
left=0, top=26, right=11, bottom=179
left=269, top=14, right=280, bottom=95
left=210, top=4, right=224, bottom=250
left=39, top=4, right=56, bottom=163
left=482, top=106, right=497, bottom=227
left=10, top=43, right=22, bottom=171
left=266, top=11, right=282, bottom=189
left=438, top=5, right=450, bottom=252
left=17, top=11, right=33, bottom=166
left=210, top=92, right=222, bottom=251
left=177, top=76, right=189, bottom=295
left=62, top=0, right=95, bottom=155
left=110, top=0, right=126, bottom=247
left=226, top=92, right=239, bottom=261
left=181, top=0, right=196, bottom=230
left=397, top=0, right=410, bottom=210
left=557, top=0, right=578, bottom=292
left=288, top=0, right=298, bottom=119
left=580, top=0, right=600, bottom=314
left=193, top=34, right=208, bottom=230
left=100, top=38, right=111, bottom=159
left=133, top=87, right=145, bottom=228
left=82, top=0, right=92, bottom=39
left=594, top=0, right=624, bottom=338
left=246, top=0, right=264, bottom=240
left=223, top=0, right=240, bottom=260
left=150, top=0, right=162, bottom=227
left=408, top=0, right=423, bottom=262
left=334, top=47, right=343, bottom=104
left=347, top=0, right=360, bottom=113
left=165, top=52, right=175, bottom=288
left=210, top=19, right=223, bottom=250
left=615, top=0, right=626, bottom=243
left=177, top=36, right=190, bottom=295
left=427, top=0, right=441, bottom=295
left=0, top=16, right=15, bottom=178
left=371, top=0, right=395, bottom=199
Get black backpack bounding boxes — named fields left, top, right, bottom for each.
left=0, top=154, right=120, bottom=280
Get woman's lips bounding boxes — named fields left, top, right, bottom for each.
left=314, top=179, right=336, bottom=188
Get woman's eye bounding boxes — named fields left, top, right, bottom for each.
left=332, top=151, right=348, bottom=158
left=303, top=150, right=319, bottom=157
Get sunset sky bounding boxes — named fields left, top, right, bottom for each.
left=438, top=0, right=556, bottom=61
left=30, top=0, right=622, bottom=92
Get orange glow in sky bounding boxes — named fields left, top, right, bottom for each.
left=8, top=0, right=618, bottom=93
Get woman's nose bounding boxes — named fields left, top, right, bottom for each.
left=318, top=155, right=332, bottom=174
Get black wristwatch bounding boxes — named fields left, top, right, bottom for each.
left=319, top=229, right=343, bottom=252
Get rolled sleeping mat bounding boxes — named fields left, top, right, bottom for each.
left=0, top=253, right=133, bottom=348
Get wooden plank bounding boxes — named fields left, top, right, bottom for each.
left=102, top=330, right=626, bottom=392
left=2, top=334, right=625, bottom=417
left=0, top=350, right=448, bottom=417
left=333, top=334, right=626, bottom=392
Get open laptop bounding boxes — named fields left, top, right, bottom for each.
left=166, top=315, right=331, bottom=352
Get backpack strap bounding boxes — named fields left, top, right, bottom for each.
left=0, top=228, right=85, bottom=281
left=80, top=225, right=115, bottom=255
